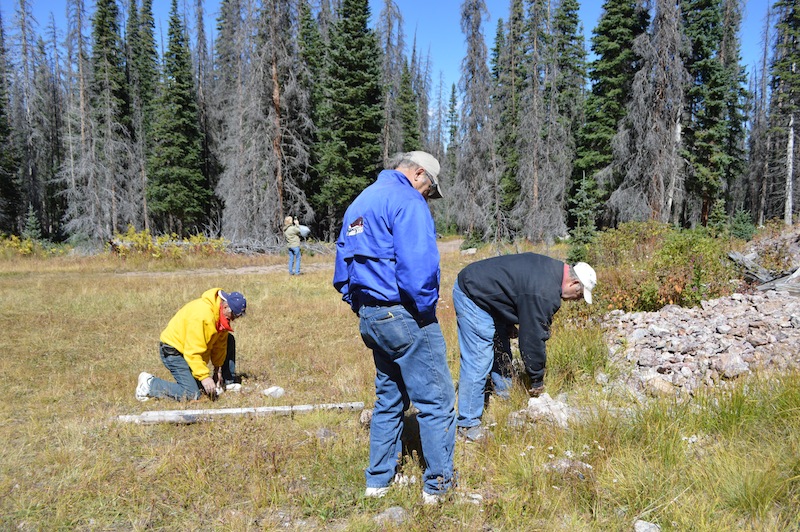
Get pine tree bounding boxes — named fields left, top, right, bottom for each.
left=146, top=0, right=207, bottom=236
left=0, top=14, right=21, bottom=234
left=63, top=0, right=133, bottom=241
left=574, top=0, right=649, bottom=222
left=377, top=0, right=405, bottom=163
left=681, top=0, right=730, bottom=225
left=33, top=26, right=67, bottom=240
left=746, top=7, right=772, bottom=226
left=60, top=0, right=96, bottom=242
left=9, top=0, right=42, bottom=236
left=398, top=60, right=421, bottom=151
left=607, top=0, right=689, bottom=223
left=493, top=0, right=525, bottom=216
left=718, top=0, right=750, bottom=215
left=454, top=0, right=501, bottom=241
left=314, top=0, right=383, bottom=240
left=512, top=0, right=570, bottom=243
left=126, top=0, right=159, bottom=232
left=194, top=0, right=222, bottom=231
left=552, top=0, right=586, bottom=140
left=297, top=0, right=326, bottom=232
left=768, top=0, right=800, bottom=226
left=21, top=202, right=41, bottom=240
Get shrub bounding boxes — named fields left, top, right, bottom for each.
left=0, top=234, right=70, bottom=257
left=588, top=222, right=736, bottom=311
left=110, top=226, right=228, bottom=259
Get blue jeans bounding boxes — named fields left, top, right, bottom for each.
left=358, top=304, right=456, bottom=495
left=453, top=280, right=510, bottom=428
left=288, top=247, right=301, bottom=274
left=149, top=335, right=236, bottom=400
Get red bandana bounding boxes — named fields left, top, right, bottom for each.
left=217, top=303, right=234, bottom=332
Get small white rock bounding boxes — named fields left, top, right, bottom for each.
left=263, top=385, right=285, bottom=398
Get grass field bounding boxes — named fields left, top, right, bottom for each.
left=1, top=242, right=798, bottom=530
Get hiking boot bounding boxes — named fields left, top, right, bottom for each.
left=457, top=424, right=489, bottom=443
left=135, top=372, right=153, bottom=402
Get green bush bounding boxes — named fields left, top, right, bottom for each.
left=587, top=222, right=737, bottom=311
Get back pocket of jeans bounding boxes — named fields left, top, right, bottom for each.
left=372, top=313, right=413, bottom=355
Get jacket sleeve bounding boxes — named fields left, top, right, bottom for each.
left=182, top=318, right=215, bottom=381
left=516, top=295, right=557, bottom=384
left=392, top=198, right=440, bottom=321
left=209, top=331, right=228, bottom=369
left=332, top=224, right=352, bottom=306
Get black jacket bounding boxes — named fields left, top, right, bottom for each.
left=457, top=253, right=564, bottom=382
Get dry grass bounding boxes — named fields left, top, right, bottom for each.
left=1, top=243, right=798, bottom=530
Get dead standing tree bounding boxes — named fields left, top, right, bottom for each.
left=454, top=0, right=502, bottom=241
left=607, top=0, right=690, bottom=224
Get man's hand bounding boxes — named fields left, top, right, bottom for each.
left=201, top=377, right=217, bottom=397
left=527, top=382, right=545, bottom=398
left=293, top=217, right=299, bottom=226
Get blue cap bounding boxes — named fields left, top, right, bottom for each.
left=219, top=290, right=247, bottom=318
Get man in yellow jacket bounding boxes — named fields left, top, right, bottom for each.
left=136, top=287, right=247, bottom=401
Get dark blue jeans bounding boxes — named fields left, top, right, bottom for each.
left=358, top=304, right=456, bottom=496
left=149, top=335, right=236, bottom=400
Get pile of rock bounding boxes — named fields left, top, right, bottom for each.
left=602, top=289, right=800, bottom=397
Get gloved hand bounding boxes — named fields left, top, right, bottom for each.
left=527, top=381, right=545, bottom=398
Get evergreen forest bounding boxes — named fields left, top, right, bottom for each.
left=0, top=0, right=797, bottom=248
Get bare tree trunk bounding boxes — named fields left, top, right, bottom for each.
left=272, top=56, right=283, bottom=223
left=786, top=111, right=795, bottom=226
left=667, top=118, right=681, bottom=224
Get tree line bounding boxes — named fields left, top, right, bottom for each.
left=0, top=0, right=796, bottom=248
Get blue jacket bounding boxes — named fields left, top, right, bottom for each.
left=333, top=169, right=441, bottom=322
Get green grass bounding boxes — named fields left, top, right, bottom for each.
left=1, top=247, right=799, bottom=530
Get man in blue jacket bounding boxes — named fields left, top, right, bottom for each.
left=334, top=151, right=455, bottom=505
left=453, top=254, right=596, bottom=442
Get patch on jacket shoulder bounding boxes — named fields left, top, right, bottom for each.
left=347, top=217, right=364, bottom=236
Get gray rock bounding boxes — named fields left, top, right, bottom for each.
left=645, top=377, right=675, bottom=397
left=519, top=393, right=575, bottom=428
left=634, top=519, right=661, bottom=532
left=373, top=506, right=408, bottom=526
left=714, top=352, right=749, bottom=379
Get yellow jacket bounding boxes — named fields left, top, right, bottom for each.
left=160, top=287, right=228, bottom=381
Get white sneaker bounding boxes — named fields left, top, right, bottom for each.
left=364, top=486, right=390, bottom=498
left=135, top=372, right=153, bottom=402
left=422, top=491, right=445, bottom=505
left=225, top=383, right=242, bottom=392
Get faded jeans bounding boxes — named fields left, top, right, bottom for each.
left=288, top=246, right=301, bottom=274
left=453, top=279, right=511, bottom=428
left=358, top=304, right=456, bottom=495
left=149, top=335, right=236, bottom=400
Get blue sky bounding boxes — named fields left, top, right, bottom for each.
left=7, top=0, right=772, bottom=96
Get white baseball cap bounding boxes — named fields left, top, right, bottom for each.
left=406, top=151, right=443, bottom=199
left=573, top=262, right=597, bottom=304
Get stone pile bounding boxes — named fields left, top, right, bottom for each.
left=602, top=289, right=800, bottom=397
